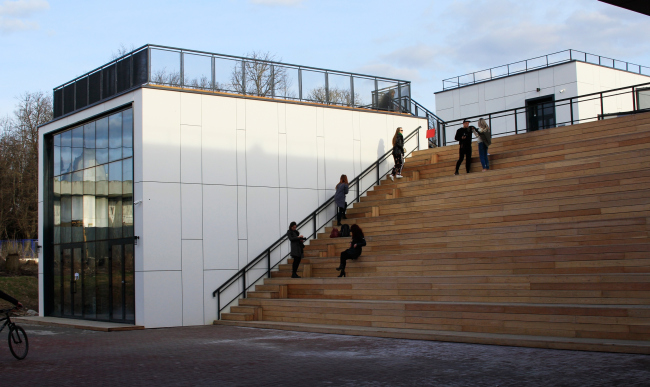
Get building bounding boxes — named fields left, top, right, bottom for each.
left=434, top=49, right=650, bottom=140
left=37, top=45, right=427, bottom=328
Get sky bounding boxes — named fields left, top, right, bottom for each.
left=0, top=0, right=649, bottom=118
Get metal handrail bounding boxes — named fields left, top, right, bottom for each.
left=442, top=49, right=650, bottom=90
left=212, top=126, right=422, bottom=319
left=442, top=81, right=650, bottom=145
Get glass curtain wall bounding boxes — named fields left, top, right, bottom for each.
left=51, top=107, right=134, bottom=323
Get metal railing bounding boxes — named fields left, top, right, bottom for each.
left=441, top=82, right=650, bottom=145
left=53, top=44, right=411, bottom=119
left=442, top=49, right=650, bottom=90
left=212, top=126, right=422, bottom=319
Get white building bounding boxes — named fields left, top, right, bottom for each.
left=37, top=45, right=426, bottom=328
left=435, top=50, right=650, bottom=140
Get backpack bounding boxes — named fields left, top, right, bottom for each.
left=340, top=224, right=350, bottom=238
left=330, top=228, right=340, bottom=238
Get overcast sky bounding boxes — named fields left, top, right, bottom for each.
left=1, top=0, right=648, bottom=117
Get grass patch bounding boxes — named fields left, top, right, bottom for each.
left=0, top=276, right=38, bottom=311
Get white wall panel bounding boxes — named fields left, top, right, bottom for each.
left=181, top=184, right=203, bottom=240
left=525, top=72, right=540, bottom=93
left=182, top=240, right=204, bottom=326
left=245, top=100, right=279, bottom=187
left=484, top=79, right=505, bottom=101
left=352, top=111, right=361, bottom=140
left=141, top=182, right=181, bottom=271
left=180, top=93, right=202, bottom=126
left=317, top=137, right=326, bottom=190
left=460, top=103, right=480, bottom=118
left=141, top=89, right=181, bottom=183
left=236, top=130, right=247, bottom=186
left=554, top=63, right=576, bottom=86
left=485, top=98, right=506, bottom=114
left=277, top=103, right=287, bottom=134
left=238, top=240, right=248, bottom=268
left=285, top=104, right=318, bottom=189
left=246, top=187, right=280, bottom=260
left=287, top=188, right=318, bottom=225
left=459, top=85, right=479, bottom=105
left=181, top=125, right=202, bottom=184
left=436, top=90, right=454, bottom=109
left=538, top=68, right=555, bottom=90
left=202, top=184, right=238, bottom=270
left=279, top=187, right=289, bottom=233
left=202, top=96, right=237, bottom=186
left=237, top=185, right=247, bottom=240
left=504, top=74, right=525, bottom=96
left=278, top=133, right=288, bottom=187
left=141, top=270, right=183, bottom=328
left=359, top=113, right=388, bottom=168
left=134, top=181, right=144, bottom=272
left=203, top=269, right=237, bottom=324
left=236, top=99, right=246, bottom=129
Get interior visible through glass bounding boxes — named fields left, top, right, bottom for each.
left=50, top=107, right=134, bottom=323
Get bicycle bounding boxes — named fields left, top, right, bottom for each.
left=0, top=307, right=28, bottom=360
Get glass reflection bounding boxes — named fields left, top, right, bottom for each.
left=50, top=107, right=134, bottom=322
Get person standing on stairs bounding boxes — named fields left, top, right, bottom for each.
left=287, top=221, right=307, bottom=278
left=390, top=127, right=405, bottom=181
left=473, top=118, right=491, bottom=171
left=454, top=119, right=473, bottom=175
left=336, top=224, right=366, bottom=277
left=335, top=174, right=349, bottom=226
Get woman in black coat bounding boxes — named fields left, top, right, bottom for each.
left=335, top=224, right=366, bottom=277
left=287, top=221, right=306, bottom=278
left=389, top=127, right=405, bottom=181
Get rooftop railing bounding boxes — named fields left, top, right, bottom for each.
left=52, top=44, right=411, bottom=119
left=441, top=49, right=650, bottom=91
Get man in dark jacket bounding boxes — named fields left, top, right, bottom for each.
left=454, top=119, right=474, bottom=175
left=0, top=289, right=22, bottom=308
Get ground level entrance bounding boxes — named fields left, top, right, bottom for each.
left=51, top=239, right=134, bottom=323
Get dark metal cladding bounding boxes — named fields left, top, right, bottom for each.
left=88, top=71, right=101, bottom=105
left=75, top=78, right=88, bottom=110
left=116, top=57, right=131, bottom=93
left=101, top=64, right=116, bottom=99
left=63, top=84, right=75, bottom=115
left=133, top=49, right=148, bottom=86
left=53, top=88, right=63, bottom=118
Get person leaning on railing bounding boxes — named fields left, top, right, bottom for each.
left=0, top=290, right=23, bottom=309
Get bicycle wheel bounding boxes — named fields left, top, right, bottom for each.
left=8, top=325, right=28, bottom=360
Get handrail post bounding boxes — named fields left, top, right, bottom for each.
left=376, top=160, right=380, bottom=185
left=180, top=51, right=184, bottom=88
left=600, top=92, right=604, bottom=118
left=417, top=127, right=420, bottom=150
left=267, top=249, right=271, bottom=278
left=632, top=87, right=636, bottom=111
left=217, top=291, right=221, bottom=320
left=515, top=109, right=518, bottom=134
left=356, top=179, right=360, bottom=203
left=570, top=98, right=574, bottom=125
left=313, top=214, right=317, bottom=238
left=242, top=273, right=246, bottom=298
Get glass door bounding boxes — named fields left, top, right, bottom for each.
left=526, top=95, right=556, bottom=131
left=108, top=239, right=135, bottom=323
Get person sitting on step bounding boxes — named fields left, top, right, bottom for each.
left=287, top=221, right=307, bottom=278
left=335, top=224, right=366, bottom=277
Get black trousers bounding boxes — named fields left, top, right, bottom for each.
left=338, top=250, right=358, bottom=271
left=455, top=147, right=472, bottom=173
left=291, top=254, right=302, bottom=274
left=392, top=153, right=404, bottom=176
left=336, top=205, right=347, bottom=225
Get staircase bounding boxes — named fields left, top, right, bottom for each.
left=215, top=112, right=650, bottom=354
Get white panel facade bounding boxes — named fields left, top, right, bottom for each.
left=435, top=61, right=650, bottom=138
left=39, top=87, right=425, bottom=327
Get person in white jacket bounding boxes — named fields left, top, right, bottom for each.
left=474, top=118, right=491, bottom=171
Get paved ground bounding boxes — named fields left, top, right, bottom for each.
left=2, top=324, right=649, bottom=386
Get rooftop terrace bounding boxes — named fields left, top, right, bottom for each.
left=441, top=49, right=650, bottom=91
left=52, top=44, right=413, bottom=119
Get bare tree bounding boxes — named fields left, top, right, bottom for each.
left=306, top=86, right=360, bottom=106
left=229, top=51, right=293, bottom=98
left=110, top=43, right=136, bottom=60
left=0, top=92, right=52, bottom=240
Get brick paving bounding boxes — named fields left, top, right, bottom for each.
left=2, top=323, right=649, bottom=386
